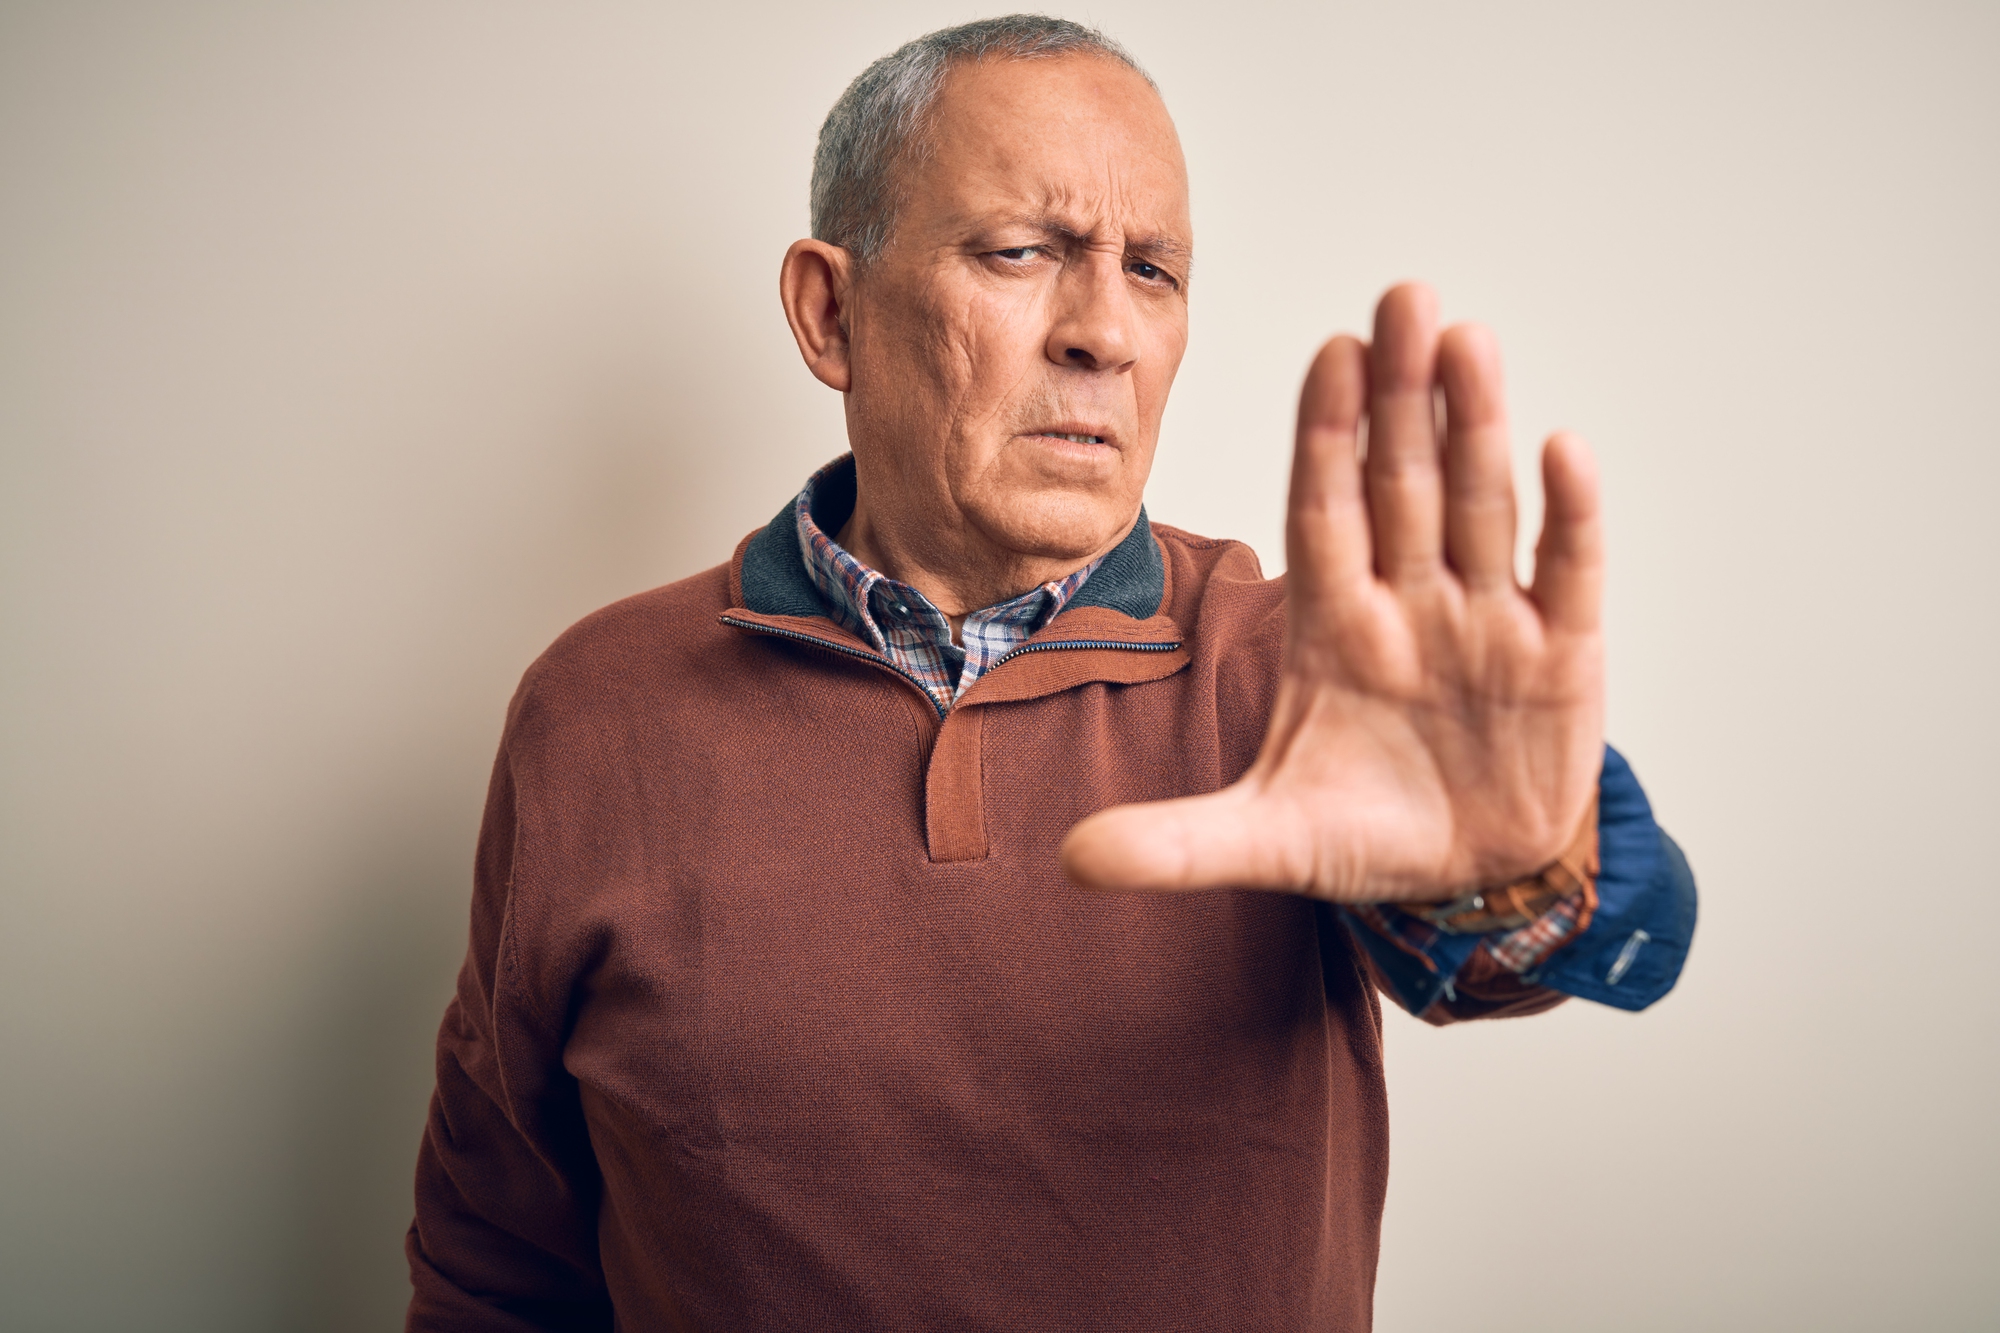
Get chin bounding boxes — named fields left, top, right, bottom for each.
left=972, top=486, right=1136, bottom=563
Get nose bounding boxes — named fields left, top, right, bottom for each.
left=1045, top=250, right=1139, bottom=373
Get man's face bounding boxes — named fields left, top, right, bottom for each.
left=842, top=52, right=1192, bottom=566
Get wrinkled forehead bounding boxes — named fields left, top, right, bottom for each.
left=905, top=52, right=1191, bottom=244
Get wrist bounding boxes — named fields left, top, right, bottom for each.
left=1408, top=797, right=1599, bottom=935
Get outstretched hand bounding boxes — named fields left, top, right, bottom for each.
left=1061, top=283, right=1605, bottom=903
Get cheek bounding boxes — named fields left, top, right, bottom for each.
left=961, top=286, right=1048, bottom=379
left=902, top=282, right=1003, bottom=384
left=1134, top=321, right=1189, bottom=424
left=854, top=290, right=965, bottom=436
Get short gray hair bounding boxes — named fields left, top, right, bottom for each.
left=810, top=15, right=1153, bottom=264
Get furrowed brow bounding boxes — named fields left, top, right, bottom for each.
left=980, top=212, right=1089, bottom=245
left=1126, top=234, right=1191, bottom=265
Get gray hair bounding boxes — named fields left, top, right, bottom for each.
left=810, top=15, right=1153, bottom=264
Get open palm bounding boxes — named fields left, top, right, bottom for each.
left=1062, top=283, right=1605, bottom=903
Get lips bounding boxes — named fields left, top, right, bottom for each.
left=1026, top=423, right=1114, bottom=446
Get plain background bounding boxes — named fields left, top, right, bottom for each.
left=2, top=1, right=1995, bottom=1329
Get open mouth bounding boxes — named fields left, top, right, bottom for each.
left=1035, top=432, right=1107, bottom=445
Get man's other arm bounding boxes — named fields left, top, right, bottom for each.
left=407, top=692, right=613, bottom=1333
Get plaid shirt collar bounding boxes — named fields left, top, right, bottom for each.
left=793, top=455, right=1101, bottom=714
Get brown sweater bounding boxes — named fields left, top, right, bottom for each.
left=406, top=505, right=1562, bottom=1332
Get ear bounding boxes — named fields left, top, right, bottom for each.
left=779, top=239, right=855, bottom=392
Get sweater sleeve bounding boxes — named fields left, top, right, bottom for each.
left=406, top=704, right=614, bottom=1332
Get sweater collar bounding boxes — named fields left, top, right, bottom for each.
left=737, top=453, right=1165, bottom=623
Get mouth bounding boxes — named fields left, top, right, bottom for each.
left=1024, top=427, right=1114, bottom=447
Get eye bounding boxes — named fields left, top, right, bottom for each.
left=992, top=246, right=1041, bottom=261
left=1128, top=261, right=1172, bottom=285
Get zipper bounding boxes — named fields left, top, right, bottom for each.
left=718, top=614, right=949, bottom=717
left=990, top=637, right=1183, bottom=669
left=721, top=615, right=1184, bottom=716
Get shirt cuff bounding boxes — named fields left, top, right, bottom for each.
left=1481, top=887, right=1593, bottom=973
left=1340, top=745, right=1697, bottom=1016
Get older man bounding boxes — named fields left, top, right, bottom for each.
left=406, top=16, right=1695, bottom=1332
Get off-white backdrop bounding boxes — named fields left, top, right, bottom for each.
left=3, top=2, right=1995, bottom=1329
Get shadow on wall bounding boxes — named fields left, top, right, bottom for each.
left=272, top=806, right=479, bottom=1331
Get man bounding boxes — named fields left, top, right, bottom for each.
left=406, top=16, right=1695, bottom=1331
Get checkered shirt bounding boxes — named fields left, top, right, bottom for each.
left=1347, top=888, right=1590, bottom=982
left=794, top=458, right=1102, bottom=715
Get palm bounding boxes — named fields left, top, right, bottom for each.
left=1062, top=284, right=1604, bottom=902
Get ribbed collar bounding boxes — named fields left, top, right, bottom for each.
left=737, top=453, right=1165, bottom=624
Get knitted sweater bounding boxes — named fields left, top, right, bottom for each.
left=406, top=503, right=1676, bottom=1331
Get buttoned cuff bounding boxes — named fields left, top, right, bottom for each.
left=1341, top=745, right=1696, bottom=1017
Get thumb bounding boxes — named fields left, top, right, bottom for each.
left=1060, top=786, right=1305, bottom=894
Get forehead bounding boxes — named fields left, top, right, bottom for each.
left=907, top=53, right=1190, bottom=237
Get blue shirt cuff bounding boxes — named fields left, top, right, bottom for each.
left=1340, top=744, right=1698, bottom=1016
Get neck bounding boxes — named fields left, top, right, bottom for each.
left=836, top=493, right=1118, bottom=638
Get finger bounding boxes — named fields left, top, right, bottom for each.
left=1529, top=431, right=1603, bottom=632
left=1365, top=283, right=1445, bottom=582
left=1060, top=788, right=1305, bottom=894
left=1437, top=323, right=1518, bottom=592
left=1287, top=335, right=1372, bottom=602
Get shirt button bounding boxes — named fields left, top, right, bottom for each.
left=891, top=602, right=911, bottom=617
